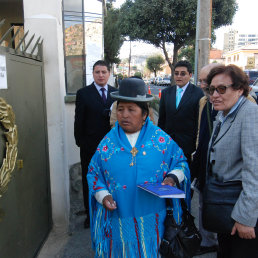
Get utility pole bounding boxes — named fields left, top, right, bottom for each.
left=194, top=0, right=212, bottom=84
left=128, top=39, right=131, bottom=77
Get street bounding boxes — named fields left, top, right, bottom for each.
left=148, top=84, right=169, bottom=96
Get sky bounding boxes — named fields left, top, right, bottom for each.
left=213, top=0, right=258, bottom=49
left=113, top=0, right=258, bottom=58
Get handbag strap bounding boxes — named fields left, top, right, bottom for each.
left=165, top=181, right=188, bottom=214
left=166, top=197, right=188, bottom=212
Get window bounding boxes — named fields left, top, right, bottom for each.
left=63, top=0, right=85, bottom=94
left=63, top=0, right=103, bottom=94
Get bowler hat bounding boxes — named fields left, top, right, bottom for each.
left=110, top=78, right=153, bottom=102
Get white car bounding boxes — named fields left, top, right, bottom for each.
left=160, top=77, right=171, bottom=86
left=250, top=78, right=258, bottom=99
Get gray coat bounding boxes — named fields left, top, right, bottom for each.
left=208, top=98, right=258, bottom=227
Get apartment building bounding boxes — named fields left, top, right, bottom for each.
left=224, top=29, right=258, bottom=53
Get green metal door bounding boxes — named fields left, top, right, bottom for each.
left=0, top=37, right=51, bottom=257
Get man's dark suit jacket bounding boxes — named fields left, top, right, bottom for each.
left=74, top=82, right=116, bottom=154
left=158, top=83, right=204, bottom=158
left=74, top=82, right=116, bottom=212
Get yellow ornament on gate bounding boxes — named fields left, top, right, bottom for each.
left=0, top=97, right=18, bottom=198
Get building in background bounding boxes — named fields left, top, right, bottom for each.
left=224, top=44, right=258, bottom=70
left=223, top=29, right=238, bottom=52
left=223, top=29, right=258, bottom=53
left=238, top=33, right=258, bottom=48
left=209, top=48, right=224, bottom=64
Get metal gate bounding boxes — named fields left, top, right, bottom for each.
left=0, top=20, right=51, bottom=258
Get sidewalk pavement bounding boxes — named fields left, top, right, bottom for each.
left=38, top=191, right=216, bottom=258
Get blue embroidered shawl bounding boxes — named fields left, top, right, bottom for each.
left=87, top=117, right=191, bottom=257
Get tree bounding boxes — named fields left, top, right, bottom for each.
left=146, top=55, right=165, bottom=77
left=119, top=0, right=237, bottom=81
left=134, top=71, right=143, bottom=78
left=178, top=45, right=195, bottom=69
left=104, top=4, right=124, bottom=66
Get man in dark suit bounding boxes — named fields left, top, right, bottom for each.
left=158, top=60, right=203, bottom=167
left=74, top=60, right=116, bottom=228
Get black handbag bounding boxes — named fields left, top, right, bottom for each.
left=202, top=176, right=242, bottom=234
left=159, top=198, right=202, bottom=258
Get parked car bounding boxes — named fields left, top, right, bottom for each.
left=160, top=77, right=171, bottom=86
left=143, top=78, right=149, bottom=84
left=154, top=77, right=163, bottom=85
left=149, top=77, right=155, bottom=84
left=244, top=70, right=258, bottom=85
left=190, top=75, right=195, bottom=84
left=250, top=77, right=258, bottom=99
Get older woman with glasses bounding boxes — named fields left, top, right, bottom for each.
left=87, top=78, right=191, bottom=257
left=202, top=65, right=258, bottom=258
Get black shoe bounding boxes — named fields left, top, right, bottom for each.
left=84, top=217, right=90, bottom=229
left=195, top=245, right=218, bottom=255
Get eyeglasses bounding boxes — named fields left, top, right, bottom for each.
left=174, top=71, right=188, bottom=77
left=197, top=79, right=208, bottom=87
left=204, top=84, right=233, bottom=95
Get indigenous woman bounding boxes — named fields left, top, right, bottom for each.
left=87, top=78, right=191, bottom=257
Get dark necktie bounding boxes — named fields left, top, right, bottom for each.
left=100, top=88, right=107, bottom=103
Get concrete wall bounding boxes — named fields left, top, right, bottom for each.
left=23, top=0, right=70, bottom=233
left=65, top=104, right=79, bottom=166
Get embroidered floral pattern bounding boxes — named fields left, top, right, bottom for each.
left=101, top=168, right=128, bottom=194
left=97, top=137, right=119, bottom=161
left=102, top=145, right=108, bottom=152
left=158, top=136, right=165, bottom=143
left=91, top=124, right=186, bottom=195
left=149, top=129, right=171, bottom=153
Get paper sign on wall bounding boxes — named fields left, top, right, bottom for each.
left=0, top=55, right=8, bottom=89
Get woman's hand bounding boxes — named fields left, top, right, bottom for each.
left=102, top=195, right=117, bottom=211
left=231, top=222, right=256, bottom=239
left=162, top=177, right=175, bottom=186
